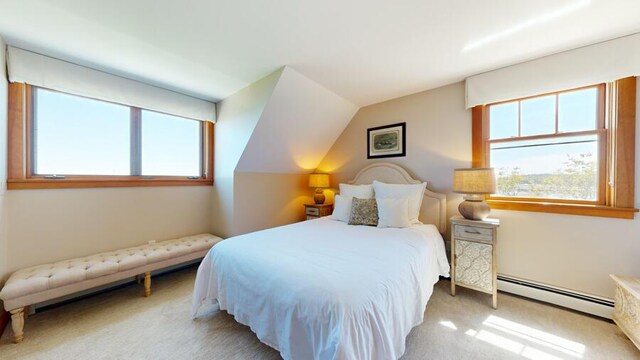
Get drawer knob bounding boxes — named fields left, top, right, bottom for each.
left=465, top=229, right=481, bottom=234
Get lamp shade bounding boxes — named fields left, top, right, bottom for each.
left=308, top=173, right=330, bottom=188
left=452, top=168, right=496, bottom=194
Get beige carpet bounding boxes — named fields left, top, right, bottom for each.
left=0, top=266, right=637, bottom=360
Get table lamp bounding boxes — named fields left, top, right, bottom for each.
left=308, top=173, right=330, bottom=204
left=452, top=168, right=496, bottom=220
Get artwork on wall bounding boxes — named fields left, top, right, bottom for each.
left=367, top=122, right=406, bottom=159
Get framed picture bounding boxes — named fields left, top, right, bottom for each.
left=367, top=122, right=406, bottom=159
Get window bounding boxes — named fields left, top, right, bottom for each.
left=140, top=110, right=202, bottom=177
left=8, top=84, right=213, bottom=189
left=473, top=78, right=638, bottom=219
left=488, top=85, right=605, bottom=203
left=34, top=89, right=131, bottom=176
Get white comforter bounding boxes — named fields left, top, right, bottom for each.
left=192, top=218, right=450, bottom=360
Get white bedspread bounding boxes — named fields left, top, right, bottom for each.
left=192, top=218, right=450, bottom=360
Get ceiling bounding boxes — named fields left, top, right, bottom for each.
left=1, top=0, right=639, bottom=106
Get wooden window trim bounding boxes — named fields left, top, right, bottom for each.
left=487, top=84, right=606, bottom=206
left=7, top=83, right=214, bottom=190
left=486, top=200, right=637, bottom=219
left=473, top=78, right=638, bottom=219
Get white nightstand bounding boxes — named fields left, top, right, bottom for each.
left=304, top=203, right=333, bottom=220
left=450, top=215, right=500, bottom=308
left=611, top=274, right=640, bottom=350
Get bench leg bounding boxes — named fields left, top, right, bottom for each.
left=144, top=272, right=151, bottom=297
left=10, top=307, right=25, bottom=344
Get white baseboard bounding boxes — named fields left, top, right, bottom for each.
left=497, top=275, right=613, bottom=320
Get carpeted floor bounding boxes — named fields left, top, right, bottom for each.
left=0, top=266, right=637, bottom=359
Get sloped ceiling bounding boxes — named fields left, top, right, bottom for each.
left=0, top=0, right=243, bottom=101
left=236, top=67, right=358, bottom=173
left=210, top=68, right=282, bottom=237
left=1, top=1, right=640, bottom=105
left=215, top=69, right=283, bottom=178
left=214, top=66, right=357, bottom=175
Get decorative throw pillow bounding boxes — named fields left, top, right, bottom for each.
left=339, top=183, right=374, bottom=199
left=372, top=180, right=427, bottom=224
left=330, top=195, right=353, bottom=222
left=348, top=197, right=378, bottom=226
left=377, top=198, right=412, bottom=228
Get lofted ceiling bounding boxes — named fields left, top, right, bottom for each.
left=236, top=67, right=358, bottom=173
left=0, top=0, right=639, bottom=106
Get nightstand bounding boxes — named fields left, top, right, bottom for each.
left=304, top=203, right=333, bottom=220
left=610, top=274, right=640, bottom=350
left=450, top=215, right=500, bottom=308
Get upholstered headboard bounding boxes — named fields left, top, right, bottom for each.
left=348, top=163, right=447, bottom=233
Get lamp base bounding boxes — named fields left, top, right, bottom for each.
left=314, top=189, right=325, bottom=204
left=458, top=197, right=491, bottom=220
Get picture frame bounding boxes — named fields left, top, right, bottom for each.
left=367, top=122, right=406, bottom=159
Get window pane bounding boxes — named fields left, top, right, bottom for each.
left=141, top=111, right=201, bottom=176
left=521, top=95, right=555, bottom=136
left=490, top=135, right=598, bottom=200
left=34, top=89, right=130, bottom=175
left=558, top=88, right=598, bottom=132
left=489, top=102, right=518, bottom=139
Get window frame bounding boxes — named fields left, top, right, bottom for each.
left=8, top=84, right=214, bottom=189
left=472, top=78, right=638, bottom=219
left=487, top=84, right=607, bottom=205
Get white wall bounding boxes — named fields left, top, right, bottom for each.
left=211, top=69, right=282, bottom=237
left=5, top=186, right=213, bottom=276
left=0, top=37, right=9, bottom=306
left=318, top=81, right=640, bottom=299
left=214, top=67, right=357, bottom=238
left=318, top=82, right=471, bottom=233
left=236, top=67, right=358, bottom=173
left=233, top=172, right=310, bottom=235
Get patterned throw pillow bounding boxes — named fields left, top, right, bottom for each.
left=348, top=197, right=379, bottom=226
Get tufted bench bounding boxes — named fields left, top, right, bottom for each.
left=0, top=233, right=223, bottom=343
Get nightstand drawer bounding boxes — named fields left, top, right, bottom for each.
left=304, top=204, right=333, bottom=220
left=454, top=225, right=493, bottom=243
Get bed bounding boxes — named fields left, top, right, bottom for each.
left=192, top=163, right=450, bottom=360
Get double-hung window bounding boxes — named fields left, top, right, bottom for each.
left=488, top=85, right=605, bottom=204
left=8, top=84, right=213, bottom=189
left=473, top=78, right=637, bottom=219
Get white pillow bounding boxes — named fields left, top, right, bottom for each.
left=377, top=198, right=412, bottom=228
left=339, top=183, right=374, bottom=199
left=330, top=195, right=353, bottom=222
left=372, top=180, right=427, bottom=224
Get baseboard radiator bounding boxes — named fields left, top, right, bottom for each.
left=497, top=275, right=614, bottom=319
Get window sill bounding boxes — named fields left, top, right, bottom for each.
left=7, top=178, right=213, bottom=190
left=487, top=199, right=638, bottom=219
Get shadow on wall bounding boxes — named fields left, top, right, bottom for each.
left=232, top=172, right=314, bottom=236
left=318, top=155, right=468, bottom=195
